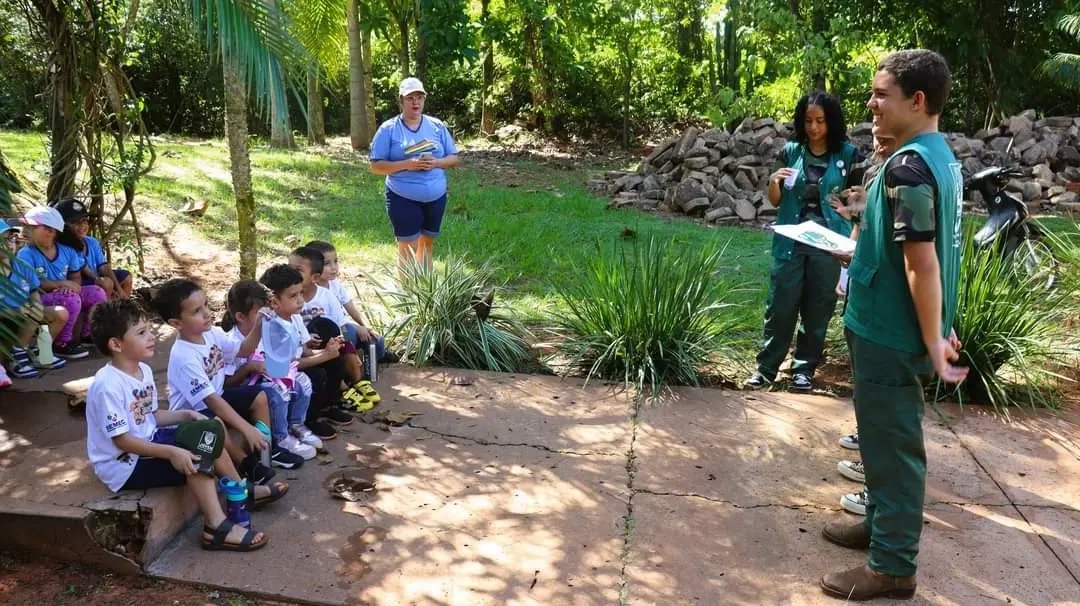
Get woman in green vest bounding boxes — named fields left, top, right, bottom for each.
left=744, top=91, right=863, bottom=392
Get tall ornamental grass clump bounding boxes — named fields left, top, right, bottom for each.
left=379, top=255, right=531, bottom=372
left=552, top=236, right=744, bottom=402
left=942, top=224, right=1079, bottom=411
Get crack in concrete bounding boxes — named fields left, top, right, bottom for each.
left=617, top=399, right=641, bottom=606
left=934, top=410, right=1080, bottom=586
left=633, top=487, right=837, bottom=511
left=927, top=500, right=1079, bottom=511
left=410, top=424, right=622, bottom=457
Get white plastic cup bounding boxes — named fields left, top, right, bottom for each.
left=783, top=169, right=799, bottom=189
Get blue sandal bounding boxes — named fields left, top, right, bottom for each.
left=201, top=519, right=267, bottom=552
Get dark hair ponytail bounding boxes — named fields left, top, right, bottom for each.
left=57, top=223, right=85, bottom=253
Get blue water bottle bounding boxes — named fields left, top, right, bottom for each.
left=219, top=477, right=251, bottom=528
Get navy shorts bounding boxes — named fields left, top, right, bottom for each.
left=385, top=189, right=447, bottom=241
left=119, top=427, right=187, bottom=490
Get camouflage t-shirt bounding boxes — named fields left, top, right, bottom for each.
left=885, top=151, right=937, bottom=242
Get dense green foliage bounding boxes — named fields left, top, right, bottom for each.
left=3, top=1, right=1078, bottom=141
left=941, top=224, right=1080, bottom=412
left=552, top=236, right=745, bottom=402
left=378, top=255, right=532, bottom=372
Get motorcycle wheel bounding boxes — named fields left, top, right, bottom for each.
left=1012, top=239, right=1057, bottom=289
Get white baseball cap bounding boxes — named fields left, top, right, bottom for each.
left=22, top=206, right=65, bottom=232
left=399, top=77, right=426, bottom=97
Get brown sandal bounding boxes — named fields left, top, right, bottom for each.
left=249, top=480, right=289, bottom=510
left=201, top=519, right=267, bottom=552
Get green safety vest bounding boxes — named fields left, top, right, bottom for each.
left=770, top=141, right=858, bottom=260
left=843, top=132, right=963, bottom=355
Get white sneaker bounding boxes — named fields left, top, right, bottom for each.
left=837, top=459, right=865, bottom=483
left=841, top=490, right=868, bottom=516
left=280, top=434, right=316, bottom=460
left=838, top=433, right=860, bottom=450
left=290, top=424, right=323, bottom=450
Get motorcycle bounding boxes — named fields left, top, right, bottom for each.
left=964, top=165, right=1057, bottom=289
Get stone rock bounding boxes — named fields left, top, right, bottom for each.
left=718, top=174, right=739, bottom=196
left=975, top=127, right=999, bottom=140
left=674, top=181, right=708, bottom=205
left=494, top=124, right=525, bottom=141
left=707, top=148, right=722, bottom=164
left=702, top=166, right=720, bottom=176
left=990, top=137, right=1012, bottom=153
left=1031, top=164, right=1054, bottom=182
left=734, top=170, right=755, bottom=191
left=1047, top=185, right=1066, bottom=198
left=680, top=196, right=711, bottom=216
left=757, top=204, right=778, bottom=217
left=717, top=156, right=736, bottom=173
left=734, top=154, right=763, bottom=166
left=650, top=147, right=674, bottom=167
left=657, top=160, right=675, bottom=175
left=710, top=192, right=735, bottom=210
left=1051, top=191, right=1078, bottom=206
left=1059, top=146, right=1080, bottom=164
left=683, top=156, right=709, bottom=170
left=642, top=189, right=665, bottom=200
left=1013, top=137, right=1036, bottom=155
left=1065, top=166, right=1080, bottom=180
left=704, top=206, right=734, bottom=222
left=1012, top=129, right=1036, bottom=147
left=642, top=175, right=661, bottom=191
left=675, top=127, right=702, bottom=158
left=969, top=139, right=985, bottom=157
left=586, top=179, right=607, bottom=193
left=752, top=117, right=775, bottom=129
left=683, top=138, right=711, bottom=158
left=851, top=122, right=873, bottom=136
left=701, top=128, right=730, bottom=143
left=1022, top=142, right=1050, bottom=166
left=950, top=138, right=972, bottom=157
left=644, top=136, right=678, bottom=165
left=613, top=174, right=644, bottom=192
left=636, top=199, right=659, bottom=210
left=963, top=157, right=984, bottom=176
left=734, top=198, right=757, bottom=220
left=1022, top=181, right=1042, bottom=201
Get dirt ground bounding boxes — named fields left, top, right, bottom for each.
left=0, top=551, right=283, bottom=606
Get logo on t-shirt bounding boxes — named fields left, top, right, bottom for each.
left=203, top=344, right=224, bottom=379
left=302, top=306, right=324, bottom=321
left=189, top=377, right=208, bottom=396
left=104, top=412, right=127, bottom=432
left=129, top=385, right=154, bottom=424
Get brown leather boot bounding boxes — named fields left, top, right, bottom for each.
left=820, top=565, right=916, bottom=600
left=822, top=519, right=871, bottom=549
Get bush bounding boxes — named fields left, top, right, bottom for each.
left=939, top=223, right=1080, bottom=412
left=551, top=236, right=744, bottom=403
left=378, top=255, right=532, bottom=372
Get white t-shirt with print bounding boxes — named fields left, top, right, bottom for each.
left=86, top=362, right=159, bottom=492
left=328, top=279, right=352, bottom=306
left=167, top=327, right=241, bottom=412
left=301, top=284, right=346, bottom=326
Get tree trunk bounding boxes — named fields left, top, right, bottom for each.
left=397, top=15, right=410, bottom=75
left=415, top=10, right=428, bottom=82
left=306, top=67, right=326, bottom=145
left=347, top=0, right=368, bottom=149
left=724, top=0, right=739, bottom=90
left=33, top=0, right=78, bottom=202
left=222, top=55, right=258, bottom=279
left=362, top=29, right=376, bottom=138
left=522, top=12, right=550, bottom=132
left=480, top=0, right=495, bottom=135
left=269, top=62, right=296, bottom=149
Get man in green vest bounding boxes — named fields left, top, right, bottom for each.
left=818, top=49, right=969, bottom=601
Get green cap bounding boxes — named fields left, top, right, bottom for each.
left=174, top=420, right=224, bottom=475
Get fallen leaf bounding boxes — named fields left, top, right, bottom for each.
left=317, top=453, right=334, bottom=465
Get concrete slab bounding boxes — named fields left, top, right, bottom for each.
left=149, top=374, right=630, bottom=606
left=624, top=494, right=1080, bottom=606
left=377, top=366, right=633, bottom=455
left=633, top=389, right=1006, bottom=510
left=1017, top=506, right=1080, bottom=582
left=938, top=403, right=1080, bottom=510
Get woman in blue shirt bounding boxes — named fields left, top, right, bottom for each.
left=369, top=78, right=461, bottom=270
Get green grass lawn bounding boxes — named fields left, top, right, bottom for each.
left=0, top=129, right=774, bottom=330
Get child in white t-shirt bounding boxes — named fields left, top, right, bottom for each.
left=86, top=299, right=278, bottom=551
left=223, top=279, right=322, bottom=465
left=152, top=278, right=282, bottom=488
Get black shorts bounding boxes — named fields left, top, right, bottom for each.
left=218, top=384, right=262, bottom=419
left=119, top=428, right=187, bottom=490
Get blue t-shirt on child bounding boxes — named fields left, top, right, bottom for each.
left=2, top=257, right=41, bottom=308
left=370, top=115, right=458, bottom=203
left=16, top=243, right=85, bottom=282
left=79, top=235, right=108, bottom=275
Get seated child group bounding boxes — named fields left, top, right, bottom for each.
left=3, top=201, right=390, bottom=551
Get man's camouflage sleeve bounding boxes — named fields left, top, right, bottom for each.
left=885, top=152, right=937, bottom=242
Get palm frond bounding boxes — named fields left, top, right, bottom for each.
left=286, top=0, right=348, bottom=74
left=1058, top=13, right=1080, bottom=38
left=1039, top=52, right=1080, bottom=90
left=186, top=0, right=310, bottom=122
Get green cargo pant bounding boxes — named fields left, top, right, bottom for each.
left=847, top=328, right=932, bottom=577
left=755, top=251, right=841, bottom=379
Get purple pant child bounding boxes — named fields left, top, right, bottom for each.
left=40, top=286, right=107, bottom=347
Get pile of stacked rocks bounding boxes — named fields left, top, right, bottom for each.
left=589, top=110, right=1080, bottom=223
